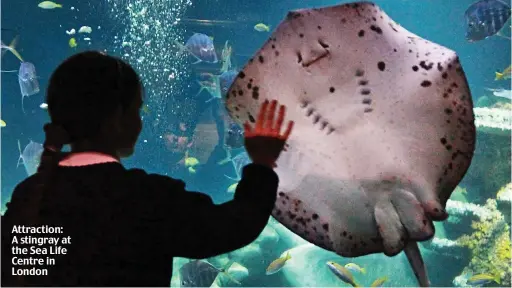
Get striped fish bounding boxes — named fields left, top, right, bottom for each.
left=465, top=0, right=511, bottom=41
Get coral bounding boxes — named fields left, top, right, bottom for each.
left=446, top=199, right=492, bottom=220
left=473, top=107, right=512, bottom=136
left=497, top=183, right=512, bottom=203
left=455, top=199, right=511, bottom=286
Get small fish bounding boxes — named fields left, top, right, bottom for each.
left=465, top=0, right=511, bottom=42
left=227, top=182, right=238, bottom=193
left=326, top=261, right=360, bottom=287
left=1, top=36, right=23, bottom=62
left=495, top=65, right=511, bottom=80
left=17, top=140, right=44, bottom=176
left=188, top=166, right=196, bottom=174
left=141, top=104, right=150, bottom=115
left=345, top=263, right=366, bottom=274
left=254, top=23, right=270, bottom=32
left=0, top=120, right=6, bottom=127
left=66, top=29, right=75, bottom=35
left=175, top=33, right=218, bottom=64
left=185, top=156, right=199, bottom=167
left=69, top=38, right=77, bottom=48
left=485, top=87, right=512, bottom=99
left=266, top=251, right=291, bottom=275
left=38, top=1, right=62, bottom=9
left=39, top=103, right=48, bottom=109
left=370, top=276, right=388, bottom=287
left=225, top=122, right=244, bottom=149
left=467, top=273, right=501, bottom=286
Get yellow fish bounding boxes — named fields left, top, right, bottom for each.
left=495, top=65, right=511, bottom=80
left=226, top=182, right=238, bottom=193
left=370, top=276, right=388, bottom=287
left=0, top=119, right=6, bottom=127
left=69, top=38, right=77, bottom=48
left=188, top=166, right=196, bottom=174
left=345, top=263, right=366, bottom=274
left=266, top=252, right=291, bottom=275
left=467, top=273, right=501, bottom=286
left=326, top=261, right=360, bottom=287
left=1, top=36, right=24, bottom=62
left=38, top=1, right=62, bottom=9
left=184, top=156, right=199, bottom=167
left=254, top=23, right=270, bottom=32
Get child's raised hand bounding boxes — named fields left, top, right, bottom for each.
left=243, top=100, right=294, bottom=168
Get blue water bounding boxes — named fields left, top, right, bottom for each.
left=1, top=0, right=511, bottom=287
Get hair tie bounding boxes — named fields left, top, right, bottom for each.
left=43, top=123, right=70, bottom=152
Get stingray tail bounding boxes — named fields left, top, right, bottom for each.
left=404, top=241, right=430, bottom=287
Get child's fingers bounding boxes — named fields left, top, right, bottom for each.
left=255, top=100, right=269, bottom=131
left=274, top=105, right=285, bottom=133
left=265, top=100, right=278, bottom=131
left=281, top=121, right=294, bottom=140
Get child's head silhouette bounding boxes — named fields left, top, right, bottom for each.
left=45, top=51, right=143, bottom=158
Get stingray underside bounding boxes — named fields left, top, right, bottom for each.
left=224, top=1, right=475, bottom=262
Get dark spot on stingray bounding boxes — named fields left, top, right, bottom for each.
left=437, top=62, right=443, bottom=71
left=362, top=98, right=372, bottom=105
left=306, top=218, right=311, bottom=222
left=440, top=137, right=447, bottom=144
left=359, top=79, right=368, bottom=86
left=393, top=48, right=397, bottom=52
left=249, top=78, right=253, bottom=82
left=419, top=61, right=433, bottom=70
left=297, top=52, right=303, bottom=63
left=327, top=127, right=335, bottom=135
left=322, top=223, right=329, bottom=231
left=348, top=235, right=353, bottom=240
left=247, top=83, right=252, bottom=89
left=342, top=231, right=347, bottom=237
left=312, top=213, right=319, bottom=220
left=448, top=162, right=453, bottom=169
left=442, top=72, right=448, bottom=79
left=318, top=39, right=329, bottom=48
left=370, top=25, right=383, bottom=34
left=306, top=108, right=314, bottom=117
left=317, top=25, right=322, bottom=30
left=341, top=18, right=347, bottom=23
left=252, top=91, right=259, bottom=100
left=355, top=69, right=365, bottom=77
left=238, top=90, right=243, bottom=96
left=313, top=115, right=320, bottom=124
left=443, top=93, right=448, bottom=98
left=433, top=208, right=439, bottom=212
left=372, top=16, right=377, bottom=21
left=281, top=200, right=286, bottom=205
left=288, top=213, right=296, bottom=220
left=299, top=33, right=304, bottom=38
left=353, top=243, right=358, bottom=249
left=285, top=195, right=289, bottom=200
left=312, top=226, right=317, bottom=231
left=271, top=44, right=275, bottom=49
left=300, top=100, right=309, bottom=108
left=329, top=87, right=335, bottom=93
left=275, top=51, right=280, bottom=56
left=358, top=30, right=365, bottom=37
left=318, top=235, right=324, bottom=241
left=446, top=144, right=452, bottom=150
left=408, top=49, right=413, bottom=53
left=248, top=114, right=255, bottom=123
left=364, top=108, right=373, bottom=113
left=447, top=64, right=453, bottom=70
left=377, top=61, right=386, bottom=71
left=412, top=65, right=419, bottom=71
left=445, top=108, right=453, bottom=115
left=361, top=88, right=371, bottom=95
left=320, top=121, right=328, bottom=130
left=235, top=107, right=239, bottom=111
left=238, top=71, right=245, bottom=79
left=258, top=55, right=264, bottom=63
left=420, top=80, right=432, bottom=87
left=451, top=82, right=458, bottom=88
left=278, top=192, right=285, bottom=197
left=276, top=210, right=281, bottom=216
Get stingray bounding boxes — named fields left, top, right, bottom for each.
left=17, top=140, right=43, bottom=176
left=224, top=2, right=476, bottom=286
